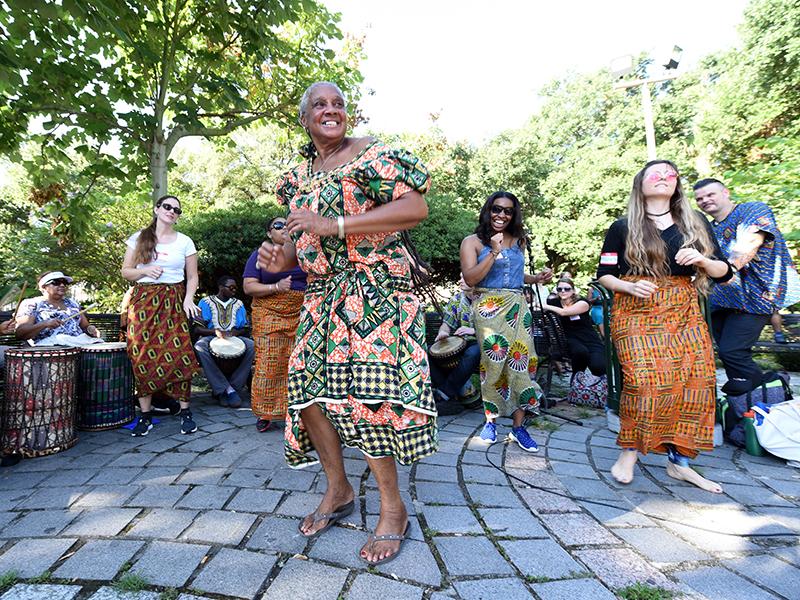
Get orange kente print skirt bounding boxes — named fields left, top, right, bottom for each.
left=611, top=276, right=715, bottom=458
left=250, top=291, right=304, bottom=420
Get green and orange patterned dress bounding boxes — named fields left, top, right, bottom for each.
left=276, top=140, right=438, bottom=468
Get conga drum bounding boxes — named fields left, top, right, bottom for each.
left=77, top=342, right=136, bottom=430
left=209, top=336, right=246, bottom=377
left=1, top=346, right=80, bottom=456
left=429, top=336, right=467, bottom=370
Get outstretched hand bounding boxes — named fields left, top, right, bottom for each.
left=257, top=241, right=282, bottom=271
left=287, top=210, right=337, bottom=237
left=534, top=268, right=553, bottom=284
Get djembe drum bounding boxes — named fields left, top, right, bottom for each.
left=1, top=346, right=80, bottom=456
left=429, top=336, right=467, bottom=370
left=77, top=342, right=136, bottom=430
left=209, top=336, right=246, bottom=377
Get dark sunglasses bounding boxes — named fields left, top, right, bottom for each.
left=160, top=202, right=183, bottom=215
left=556, top=286, right=573, bottom=292
left=490, top=205, right=514, bottom=217
left=47, top=279, right=69, bottom=286
left=271, top=221, right=287, bottom=230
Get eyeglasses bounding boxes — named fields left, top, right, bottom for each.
left=271, top=221, right=286, bottom=230
left=490, top=205, right=514, bottom=217
left=160, top=202, right=183, bottom=215
left=556, top=287, right=572, bottom=292
left=644, top=170, right=678, bottom=183
left=47, top=279, right=69, bottom=286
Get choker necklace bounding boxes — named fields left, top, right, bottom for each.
left=646, top=209, right=671, bottom=217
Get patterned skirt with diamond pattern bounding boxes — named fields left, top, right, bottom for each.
left=283, top=265, right=438, bottom=467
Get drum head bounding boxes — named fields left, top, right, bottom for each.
left=430, top=336, right=466, bottom=358
left=210, top=336, right=246, bottom=358
left=82, top=342, right=127, bottom=352
left=6, top=346, right=80, bottom=357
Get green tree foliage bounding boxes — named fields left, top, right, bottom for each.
left=0, top=0, right=362, bottom=242
left=410, top=194, right=476, bottom=285
left=180, top=201, right=284, bottom=293
left=2, top=0, right=799, bottom=303
left=697, top=0, right=800, bottom=167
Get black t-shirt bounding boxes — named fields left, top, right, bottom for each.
left=596, top=215, right=732, bottom=282
left=546, top=296, right=594, bottom=333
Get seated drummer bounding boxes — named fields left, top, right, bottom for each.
left=430, top=274, right=481, bottom=415
left=0, top=318, right=15, bottom=370
left=15, top=271, right=102, bottom=346
left=193, top=275, right=254, bottom=408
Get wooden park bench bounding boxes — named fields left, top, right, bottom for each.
left=0, top=310, right=123, bottom=349
left=753, top=313, right=800, bottom=355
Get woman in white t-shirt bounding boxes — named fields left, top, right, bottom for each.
left=122, top=195, right=201, bottom=437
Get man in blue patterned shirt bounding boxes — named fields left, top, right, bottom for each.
left=694, top=178, right=800, bottom=394
left=193, top=275, right=254, bottom=408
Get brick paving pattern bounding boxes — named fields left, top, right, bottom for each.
left=1, top=383, right=799, bottom=599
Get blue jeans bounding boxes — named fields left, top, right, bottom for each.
left=429, top=341, right=481, bottom=400
left=194, top=336, right=255, bottom=396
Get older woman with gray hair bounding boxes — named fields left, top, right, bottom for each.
left=258, top=81, right=436, bottom=566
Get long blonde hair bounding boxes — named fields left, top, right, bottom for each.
left=133, top=195, right=178, bottom=267
left=624, top=160, right=716, bottom=294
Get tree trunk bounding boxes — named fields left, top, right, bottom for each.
left=149, top=139, right=168, bottom=203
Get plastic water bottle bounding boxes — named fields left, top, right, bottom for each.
left=606, top=407, right=620, bottom=434
left=713, top=423, right=723, bottom=447
left=742, top=411, right=765, bottom=457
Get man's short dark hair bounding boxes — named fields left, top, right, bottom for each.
left=217, top=275, right=235, bottom=288
left=692, top=178, right=726, bottom=191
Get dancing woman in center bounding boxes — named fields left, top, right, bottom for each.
left=258, top=81, right=436, bottom=566
left=461, top=191, right=552, bottom=452
left=597, top=160, right=732, bottom=493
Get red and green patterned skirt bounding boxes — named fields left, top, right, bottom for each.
left=284, top=268, right=438, bottom=468
left=611, top=276, right=715, bottom=458
left=126, top=283, right=199, bottom=402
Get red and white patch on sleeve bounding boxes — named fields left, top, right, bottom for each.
left=600, top=252, right=618, bottom=266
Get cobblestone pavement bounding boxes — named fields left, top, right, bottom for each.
left=1, top=393, right=800, bottom=600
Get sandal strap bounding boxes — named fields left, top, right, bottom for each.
left=309, top=500, right=353, bottom=524
left=371, top=532, right=405, bottom=542
left=311, top=510, right=337, bottom=523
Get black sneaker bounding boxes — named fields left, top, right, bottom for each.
left=132, top=415, right=153, bottom=437
left=151, top=396, right=181, bottom=416
left=180, top=410, right=197, bottom=434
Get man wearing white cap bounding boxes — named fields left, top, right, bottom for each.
left=15, top=271, right=103, bottom=346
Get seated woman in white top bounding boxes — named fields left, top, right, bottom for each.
left=121, top=195, right=201, bottom=437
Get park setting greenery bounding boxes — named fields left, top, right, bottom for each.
left=0, top=0, right=798, bottom=308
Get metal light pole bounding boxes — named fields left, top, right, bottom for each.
left=614, top=74, right=678, bottom=161
left=611, top=47, right=682, bottom=161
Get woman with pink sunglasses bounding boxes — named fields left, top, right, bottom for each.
left=597, top=160, right=732, bottom=493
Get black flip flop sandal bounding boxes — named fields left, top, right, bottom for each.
left=297, top=500, right=355, bottom=538
left=362, top=521, right=410, bottom=566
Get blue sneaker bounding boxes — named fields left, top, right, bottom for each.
left=509, top=427, right=539, bottom=453
left=225, top=390, right=242, bottom=409
left=480, top=422, right=497, bottom=444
